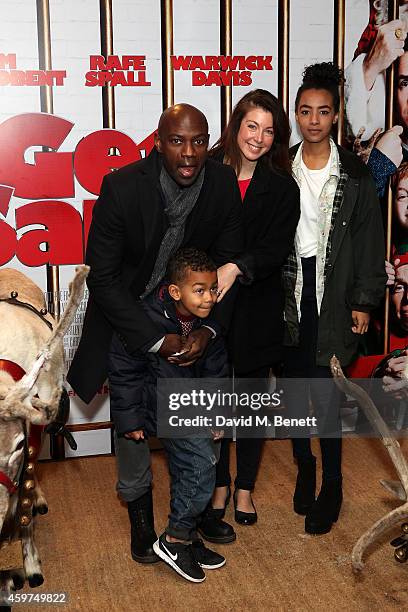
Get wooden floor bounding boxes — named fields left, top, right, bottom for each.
left=10, top=438, right=408, bottom=611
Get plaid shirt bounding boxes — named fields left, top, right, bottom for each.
left=283, top=139, right=348, bottom=321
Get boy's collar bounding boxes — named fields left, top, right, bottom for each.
left=175, top=309, right=196, bottom=321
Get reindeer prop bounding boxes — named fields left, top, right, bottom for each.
left=0, top=265, right=88, bottom=603
left=330, top=355, right=408, bottom=571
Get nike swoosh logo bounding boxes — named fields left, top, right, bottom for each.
left=162, top=542, right=178, bottom=561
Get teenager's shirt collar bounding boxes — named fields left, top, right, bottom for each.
left=292, top=138, right=340, bottom=182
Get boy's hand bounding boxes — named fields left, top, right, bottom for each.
left=159, top=334, right=184, bottom=358
left=351, top=310, right=370, bottom=334
left=168, top=328, right=212, bottom=366
left=124, top=429, right=145, bottom=441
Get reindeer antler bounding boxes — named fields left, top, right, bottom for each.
left=0, top=265, right=89, bottom=424
left=330, top=355, right=408, bottom=571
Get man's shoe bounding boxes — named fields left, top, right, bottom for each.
left=293, top=456, right=316, bottom=516
left=305, top=477, right=343, bottom=535
left=153, top=533, right=205, bottom=583
left=191, top=538, right=226, bottom=569
left=128, top=488, right=159, bottom=563
left=198, top=508, right=236, bottom=544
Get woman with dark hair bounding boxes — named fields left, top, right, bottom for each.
left=199, top=89, right=300, bottom=542
left=282, top=62, right=386, bottom=534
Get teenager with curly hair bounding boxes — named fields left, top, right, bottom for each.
left=282, top=62, right=387, bottom=534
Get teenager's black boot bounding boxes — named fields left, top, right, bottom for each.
left=305, top=476, right=343, bottom=535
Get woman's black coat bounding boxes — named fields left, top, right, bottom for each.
left=226, top=157, right=300, bottom=372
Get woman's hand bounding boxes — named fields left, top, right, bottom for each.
left=216, top=263, right=241, bottom=302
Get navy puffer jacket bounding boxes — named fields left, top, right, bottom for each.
left=108, top=285, right=229, bottom=436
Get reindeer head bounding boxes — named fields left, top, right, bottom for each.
left=0, top=265, right=89, bottom=535
left=0, top=369, right=61, bottom=535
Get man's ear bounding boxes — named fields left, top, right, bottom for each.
left=168, top=284, right=181, bottom=301
left=333, top=113, right=339, bottom=125
left=154, top=131, right=162, bottom=153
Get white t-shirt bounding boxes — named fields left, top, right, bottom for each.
left=296, top=154, right=331, bottom=258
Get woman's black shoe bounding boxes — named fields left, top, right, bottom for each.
left=233, top=489, right=257, bottom=525
left=293, top=456, right=316, bottom=515
left=305, top=477, right=343, bottom=535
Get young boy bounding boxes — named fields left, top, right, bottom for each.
left=109, top=248, right=228, bottom=583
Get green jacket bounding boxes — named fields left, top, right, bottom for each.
left=283, top=142, right=387, bottom=367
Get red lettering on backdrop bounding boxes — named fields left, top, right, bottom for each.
left=0, top=221, right=17, bottom=266
left=74, top=130, right=140, bottom=195
left=0, top=54, right=17, bottom=69
left=0, top=185, right=15, bottom=216
left=89, top=55, right=147, bottom=70
left=0, top=112, right=156, bottom=266
left=16, top=201, right=83, bottom=266
left=0, top=114, right=74, bottom=199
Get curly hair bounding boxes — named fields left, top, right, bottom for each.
left=166, top=248, right=217, bottom=284
left=210, top=89, right=291, bottom=176
left=295, top=62, right=344, bottom=113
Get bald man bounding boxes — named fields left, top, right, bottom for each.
left=68, top=104, right=243, bottom=563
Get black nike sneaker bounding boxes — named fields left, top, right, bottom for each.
left=191, top=538, right=226, bottom=569
left=153, top=533, right=206, bottom=583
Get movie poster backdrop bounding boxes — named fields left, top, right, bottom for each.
left=0, top=1, right=398, bottom=456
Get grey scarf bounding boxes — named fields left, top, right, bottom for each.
left=140, top=165, right=205, bottom=298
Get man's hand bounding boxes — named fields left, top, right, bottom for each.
left=168, top=327, right=212, bottom=366
left=363, top=19, right=406, bottom=90
left=124, top=429, right=145, bottom=441
left=158, top=334, right=184, bottom=358
left=216, top=262, right=241, bottom=302
left=351, top=310, right=370, bottom=334
left=386, top=259, right=399, bottom=286
left=374, top=126, right=404, bottom=167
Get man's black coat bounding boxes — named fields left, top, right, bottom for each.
left=67, top=148, right=243, bottom=403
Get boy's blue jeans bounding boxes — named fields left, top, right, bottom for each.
left=160, top=437, right=219, bottom=541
